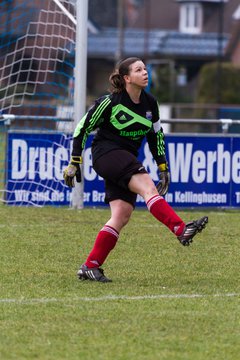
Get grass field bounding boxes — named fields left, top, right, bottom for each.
left=0, top=206, right=239, bottom=360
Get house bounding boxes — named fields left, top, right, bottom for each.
left=87, top=0, right=240, bottom=100
left=0, top=0, right=239, bottom=120
left=225, top=3, right=240, bottom=64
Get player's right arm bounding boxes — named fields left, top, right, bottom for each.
left=72, top=95, right=111, bottom=156
left=63, top=95, right=111, bottom=187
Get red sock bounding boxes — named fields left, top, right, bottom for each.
left=85, top=225, right=119, bottom=268
left=147, top=195, right=185, bottom=236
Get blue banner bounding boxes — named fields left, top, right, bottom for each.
left=6, top=132, right=72, bottom=206
left=6, top=132, right=240, bottom=208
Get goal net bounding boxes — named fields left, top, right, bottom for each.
left=0, top=0, right=78, bottom=206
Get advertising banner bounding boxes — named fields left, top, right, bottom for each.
left=6, top=132, right=72, bottom=206
left=6, top=132, right=240, bottom=208
left=83, top=135, right=240, bottom=208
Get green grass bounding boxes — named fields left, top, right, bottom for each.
left=0, top=206, right=239, bottom=360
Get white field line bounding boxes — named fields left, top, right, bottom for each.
left=0, top=293, right=239, bottom=305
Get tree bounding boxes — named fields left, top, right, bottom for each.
left=196, top=62, right=240, bottom=104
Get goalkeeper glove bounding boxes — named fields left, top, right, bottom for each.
left=63, top=156, right=82, bottom=188
left=156, top=162, right=170, bottom=196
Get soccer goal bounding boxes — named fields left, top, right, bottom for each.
left=0, top=0, right=88, bottom=207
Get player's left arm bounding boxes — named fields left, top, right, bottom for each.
left=146, top=103, right=170, bottom=196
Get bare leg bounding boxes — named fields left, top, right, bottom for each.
left=128, top=173, right=185, bottom=236
left=106, top=199, right=134, bottom=232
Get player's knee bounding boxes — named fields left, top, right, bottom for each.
left=141, top=183, right=158, bottom=199
left=113, top=209, right=131, bottom=228
left=109, top=201, right=133, bottom=230
left=120, top=212, right=131, bottom=227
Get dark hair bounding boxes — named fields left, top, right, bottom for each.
left=109, top=57, right=142, bottom=93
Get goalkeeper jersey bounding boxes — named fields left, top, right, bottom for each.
left=72, top=89, right=166, bottom=165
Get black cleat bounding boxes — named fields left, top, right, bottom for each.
left=77, top=264, right=112, bottom=283
left=177, top=216, right=208, bottom=246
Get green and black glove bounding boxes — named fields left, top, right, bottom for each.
left=63, top=156, right=82, bottom=188
left=156, top=162, right=170, bottom=196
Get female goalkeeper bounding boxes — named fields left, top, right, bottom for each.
left=63, top=57, right=208, bottom=282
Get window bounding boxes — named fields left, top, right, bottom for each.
left=179, top=3, right=203, bottom=34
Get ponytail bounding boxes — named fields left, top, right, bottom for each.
left=109, top=71, right=125, bottom=93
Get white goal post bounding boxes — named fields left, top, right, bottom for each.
left=71, top=0, right=88, bottom=209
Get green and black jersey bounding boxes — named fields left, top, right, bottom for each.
left=72, top=89, right=166, bottom=165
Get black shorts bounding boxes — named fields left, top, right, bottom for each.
left=93, top=149, right=147, bottom=207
